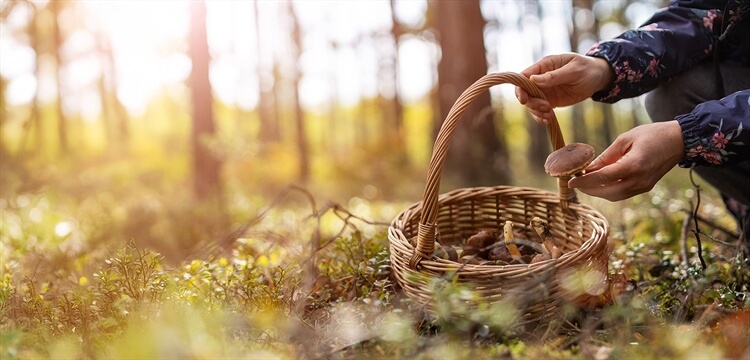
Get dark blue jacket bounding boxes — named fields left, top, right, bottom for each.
left=586, top=0, right=749, bottom=168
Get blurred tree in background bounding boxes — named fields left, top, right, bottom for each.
left=432, top=0, right=510, bottom=186
left=188, top=0, right=222, bottom=200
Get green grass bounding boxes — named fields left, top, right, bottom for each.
left=1, top=103, right=748, bottom=358
left=2, top=174, right=748, bottom=359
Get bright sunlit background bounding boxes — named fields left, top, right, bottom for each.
left=0, top=1, right=657, bottom=119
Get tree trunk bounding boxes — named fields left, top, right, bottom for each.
left=95, top=33, right=114, bottom=145
left=432, top=0, right=509, bottom=187
left=570, top=0, right=595, bottom=144
left=386, top=0, right=408, bottom=166
left=23, top=4, right=42, bottom=154
left=97, top=68, right=113, bottom=144
left=51, top=0, right=68, bottom=154
left=288, top=2, right=310, bottom=183
left=189, top=1, right=222, bottom=199
left=526, top=1, right=552, bottom=172
left=254, top=0, right=279, bottom=143
left=588, top=0, right=615, bottom=147
left=101, top=36, right=130, bottom=144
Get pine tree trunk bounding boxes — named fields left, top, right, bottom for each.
left=51, top=0, right=68, bottom=154
left=189, top=1, right=222, bottom=199
left=387, top=0, right=407, bottom=166
left=254, top=0, right=279, bottom=143
left=288, top=2, right=309, bottom=183
left=432, top=0, right=510, bottom=187
left=527, top=0, right=552, bottom=172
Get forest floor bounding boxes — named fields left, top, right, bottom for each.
left=1, top=165, right=749, bottom=359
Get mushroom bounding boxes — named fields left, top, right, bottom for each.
left=488, top=244, right=512, bottom=262
left=544, top=143, right=595, bottom=178
left=529, top=217, right=563, bottom=260
left=461, top=246, right=480, bottom=257
left=502, top=221, right=523, bottom=262
left=432, top=243, right=459, bottom=261
left=458, top=255, right=482, bottom=265
left=465, top=229, right=497, bottom=258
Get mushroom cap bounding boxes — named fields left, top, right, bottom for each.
left=544, top=143, right=595, bottom=177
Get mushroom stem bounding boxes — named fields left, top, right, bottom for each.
left=502, top=221, right=522, bottom=260
left=530, top=217, right=562, bottom=259
left=530, top=253, right=547, bottom=264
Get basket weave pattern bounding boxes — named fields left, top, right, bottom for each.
left=387, top=73, right=610, bottom=320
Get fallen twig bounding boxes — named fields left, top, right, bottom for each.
left=680, top=204, right=693, bottom=267
left=679, top=209, right=740, bottom=239
left=688, top=168, right=707, bottom=270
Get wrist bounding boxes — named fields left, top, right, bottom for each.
left=591, top=56, right=615, bottom=92
left=665, top=120, right=686, bottom=164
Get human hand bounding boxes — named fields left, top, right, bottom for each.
left=515, top=53, right=615, bottom=124
left=567, top=121, right=686, bottom=201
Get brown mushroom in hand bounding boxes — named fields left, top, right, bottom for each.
left=544, top=143, right=595, bottom=178
left=530, top=217, right=563, bottom=260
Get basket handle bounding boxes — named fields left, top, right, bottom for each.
left=409, top=72, right=576, bottom=269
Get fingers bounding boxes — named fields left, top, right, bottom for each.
left=515, top=87, right=552, bottom=124
left=585, top=138, right=631, bottom=172
left=526, top=99, right=553, bottom=123
left=515, top=87, right=529, bottom=104
left=568, top=160, right=627, bottom=190
left=567, top=128, right=666, bottom=202
left=572, top=169, right=659, bottom=202
left=518, top=53, right=581, bottom=124
left=520, top=59, right=548, bottom=78
left=574, top=179, right=640, bottom=202
left=521, top=53, right=572, bottom=78
left=568, top=164, right=641, bottom=202
left=568, top=134, right=631, bottom=190
left=529, top=65, right=579, bottom=89
left=523, top=54, right=578, bottom=86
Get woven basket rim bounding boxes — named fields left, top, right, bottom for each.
left=389, top=184, right=609, bottom=269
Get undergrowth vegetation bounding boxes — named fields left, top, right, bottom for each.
left=2, top=173, right=749, bottom=359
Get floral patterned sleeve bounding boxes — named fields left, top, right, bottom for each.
left=678, top=90, right=749, bottom=168
left=585, top=1, right=724, bottom=102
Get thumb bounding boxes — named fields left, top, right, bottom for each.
left=529, top=67, right=576, bottom=88
left=587, top=140, right=628, bottom=172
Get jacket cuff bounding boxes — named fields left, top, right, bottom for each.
left=586, top=47, right=623, bottom=103
left=678, top=112, right=724, bottom=168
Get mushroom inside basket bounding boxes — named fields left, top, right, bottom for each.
left=415, top=218, right=564, bottom=266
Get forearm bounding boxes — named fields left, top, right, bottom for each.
left=586, top=1, right=724, bottom=102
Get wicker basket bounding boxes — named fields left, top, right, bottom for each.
left=388, top=72, right=610, bottom=321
